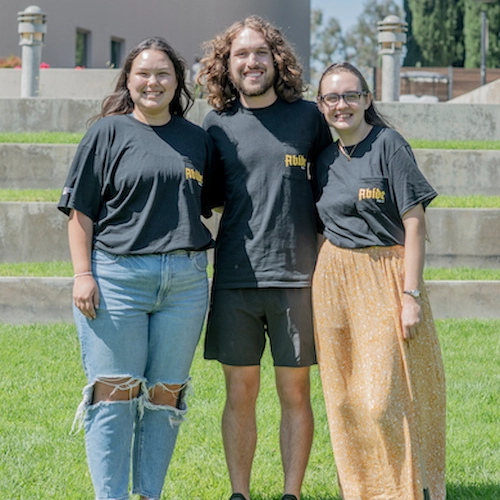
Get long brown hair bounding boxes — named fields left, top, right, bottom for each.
left=198, top=15, right=305, bottom=111
left=90, top=37, right=193, bottom=124
left=318, top=62, right=391, bottom=129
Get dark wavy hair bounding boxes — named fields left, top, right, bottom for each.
left=91, top=37, right=193, bottom=123
left=197, top=15, right=305, bottom=111
left=318, top=62, right=391, bottom=129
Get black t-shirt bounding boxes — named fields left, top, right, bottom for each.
left=316, top=126, right=437, bottom=248
left=204, top=98, right=332, bottom=289
left=58, top=114, right=213, bottom=254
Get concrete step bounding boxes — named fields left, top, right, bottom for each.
left=0, top=277, right=72, bottom=323
left=414, top=149, right=500, bottom=196
left=2, top=143, right=500, bottom=195
left=2, top=99, right=500, bottom=141
left=0, top=202, right=69, bottom=262
left=0, top=98, right=101, bottom=133
left=0, top=203, right=496, bottom=268
left=0, top=202, right=220, bottom=264
left=425, top=208, right=500, bottom=268
left=0, top=143, right=76, bottom=189
left=0, top=278, right=498, bottom=324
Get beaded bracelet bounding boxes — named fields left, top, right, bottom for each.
left=73, top=271, right=93, bottom=278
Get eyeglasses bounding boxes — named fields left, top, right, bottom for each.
left=318, top=91, right=369, bottom=107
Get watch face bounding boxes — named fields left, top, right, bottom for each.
left=405, top=289, right=421, bottom=298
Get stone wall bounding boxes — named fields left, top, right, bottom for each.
left=1, top=97, right=500, bottom=141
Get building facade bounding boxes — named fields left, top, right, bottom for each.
left=0, top=0, right=311, bottom=77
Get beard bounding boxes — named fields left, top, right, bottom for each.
left=231, top=69, right=275, bottom=98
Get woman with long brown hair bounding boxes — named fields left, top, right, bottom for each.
left=313, top=62, right=446, bottom=500
left=58, top=37, right=213, bottom=500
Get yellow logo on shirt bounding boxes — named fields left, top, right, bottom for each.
left=185, top=167, right=203, bottom=185
left=358, top=187, right=385, bottom=202
left=285, top=154, right=307, bottom=168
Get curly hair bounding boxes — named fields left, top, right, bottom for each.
left=197, top=15, right=304, bottom=111
left=90, top=37, right=194, bottom=124
left=318, top=62, right=391, bottom=129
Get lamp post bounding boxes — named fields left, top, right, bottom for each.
left=17, top=5, right=47, bottom=97
left=476, top=0, right=495, bottom=86
left=377, top=15, right=408, bottom=102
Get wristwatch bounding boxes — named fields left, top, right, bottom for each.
left=404, top=289, right=421, bottom=298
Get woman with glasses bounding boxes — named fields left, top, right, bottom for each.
left=312, top=62, right=446, bottom=500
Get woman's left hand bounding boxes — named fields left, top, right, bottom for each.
left=401, top=294, right=422, bottom=340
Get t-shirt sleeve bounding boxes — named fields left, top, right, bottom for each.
left=57, top=136, right=105, bottom=220
left=389, top=143, right=438, bottom=216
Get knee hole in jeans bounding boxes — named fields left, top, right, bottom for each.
left=92, top=376, right=142, bottom=403
left=148, top=383, right=187, bottom=408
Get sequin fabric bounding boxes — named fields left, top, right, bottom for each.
left=312, top=241, right=446, bottom=500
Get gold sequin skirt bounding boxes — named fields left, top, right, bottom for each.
left=312, top=241, right=446, bottom=500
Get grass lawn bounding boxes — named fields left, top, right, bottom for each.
left=423, top=267, right=500, bottom=281
left=1, top=262, right=499, bottom=281
left=1, top=132, right=500, bottom=151
left=430, top=196, right=500, bottom=208
left=0, top=261, right=74, bottom=277
left=3, top=190, right=500, bottom=208
left=0, top=132, right=83, bottom=144
left=0, top=189, right=61, bottom=202
left=0, top=320, right=498, bottom=499
left=408, top=139, right=500, bottom=150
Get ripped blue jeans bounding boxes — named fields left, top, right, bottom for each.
left=73, top=249, right=208, bottom=500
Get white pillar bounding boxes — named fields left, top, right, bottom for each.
left=18, top=5, right=47, bottom=98
left=381, top=52, right=402, bottom=102
left=377, top=15, right=407, bottom=102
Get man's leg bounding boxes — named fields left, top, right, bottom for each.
left=275, top=366, right=314, bottom=499
left=222, top=364, right=261, bottom=500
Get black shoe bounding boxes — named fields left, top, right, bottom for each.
left=230, top=494, right=247, bottom=500
left=282, top=495, right=298, bottom=500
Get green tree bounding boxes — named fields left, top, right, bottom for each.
left=404, top=0, right=500, bottom=68
left=310, top=8, right=346, bottom=84
left=463, top=0, right=500, bottom=68
left=404, top=0, right=465, bottom=67
left=345, top=0, right=403, bottom=69
left=403, top=0, right=424, bottom=66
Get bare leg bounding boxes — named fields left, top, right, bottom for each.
left=221, top=364, right=260, bottom=500
left=92, top=377, right=141, bottom=402
left=275, top=366, right=314, bottom=499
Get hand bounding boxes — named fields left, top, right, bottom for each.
left=73, top=275, right=100, bottom=320
left=401, top=294, right=422, bottom=340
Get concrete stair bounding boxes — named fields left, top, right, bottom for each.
left=2, top=143, right=500, bottom=196
left=1, top=202, right=498, bottom=268
left=0, top=99, right=499, bottom=322
left=3, top=278, right=499, bottom=324
left=0, top=143, right=75, bottom=189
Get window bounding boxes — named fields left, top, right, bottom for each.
left=110, top=38, right=124, bottom=68
left=76, top=29, right=90, bottom=67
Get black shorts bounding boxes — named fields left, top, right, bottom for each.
left=204, top=287, right=316, bottom=367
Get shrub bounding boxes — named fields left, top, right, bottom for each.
left=0, top=54, right=22, bottom=68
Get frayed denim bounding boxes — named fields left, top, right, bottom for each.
left=73, top=249, right=208, bottom=500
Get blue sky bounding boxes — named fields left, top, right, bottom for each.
left=311, top=0, right=404, bottom=31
